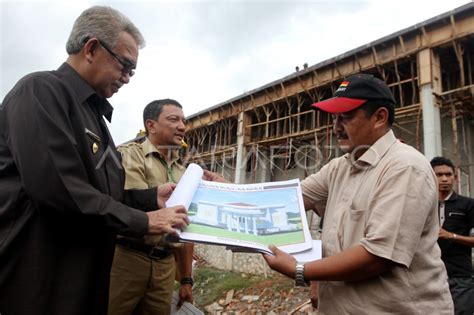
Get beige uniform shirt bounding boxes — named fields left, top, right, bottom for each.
left=301, top=130, right=453, bottom=314
left=118, top=138, right=186, bottom=247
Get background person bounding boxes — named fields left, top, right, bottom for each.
left=109, top=99, right=194, bottom=315
left=431, top=156, right=474, bottom=315
left=0, top=6, right=187, bottom=315
left=263, top=74, right=453, bottom=313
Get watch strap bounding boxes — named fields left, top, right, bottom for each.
left=295, top=262, right=308, bottom=287
left=180, top=277, right=194, bottom=286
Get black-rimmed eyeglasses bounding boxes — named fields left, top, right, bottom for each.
left=98, top=39, right=136, bottom=77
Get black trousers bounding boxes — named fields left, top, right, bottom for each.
left=448, top=277, right=474, bottom=315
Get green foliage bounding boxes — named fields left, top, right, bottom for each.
left=186, top=224, right=304, bottom=246
left=192, top=267, right=264, bottom=307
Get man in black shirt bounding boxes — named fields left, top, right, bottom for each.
left=431, top=156, right=474, bottom=315
left=0, top=6, right=188, bottom=315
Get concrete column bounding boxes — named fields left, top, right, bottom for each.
left=235, top=111, right=251, bottom=183
left=420, top=86, right=442, bottom=159
left=418, top=48, right=442, bottom=159
left=226, top=215, right=231, bottom=231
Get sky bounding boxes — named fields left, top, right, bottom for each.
left=193, top=186, right=300, bottom=212
left=1, top=0, right=471, bottom=144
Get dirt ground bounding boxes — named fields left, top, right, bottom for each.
left=192, top=265, right=318, bottom=315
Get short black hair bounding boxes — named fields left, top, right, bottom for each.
left=358, top=99, right=395, bottom=126
left=430, top=156, right=455, bottom=173
left=142, top=98, right=182, bottom=128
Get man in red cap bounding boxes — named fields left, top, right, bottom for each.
left=264, top=74, right=453, bottom=313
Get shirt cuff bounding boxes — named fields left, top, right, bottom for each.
left=360, top=238, right=413, bottom=268
left=122, top=188, right=158, bottom=211
left=126, top=208, right=149, bottom=237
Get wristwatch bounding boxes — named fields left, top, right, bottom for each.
left=180, top=277, right=194, bottom=287
left=295, top=262, right=308, bottom=287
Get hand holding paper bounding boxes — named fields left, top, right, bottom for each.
left=171, top=291, right=204, bottom=315
left=146, top=206, right=189, bottom=236
left=166, top=164, right=203, bottom=210
left=263, top=240, right=321, bottom=279
left=165, top=163, right=314, bottom=255
left=262, top=244, right=297, bottom=278
left=177, top=284, right=193, bottom=308
left=202, top=169, right=228, bottom=183
left=157, top=182, right=177, bottom=208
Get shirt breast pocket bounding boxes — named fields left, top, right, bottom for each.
left=445, top=211, right=467, bottom=232
left=84, top=128, right=103, bottom=166
left=447, top=211, right=466, bottom=225
left=342, top=208, right=367, bottom=250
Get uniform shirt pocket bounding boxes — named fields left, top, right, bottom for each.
left=84, top=127, right=103, bottom=165
left=445, top=211, right=467, bottom=233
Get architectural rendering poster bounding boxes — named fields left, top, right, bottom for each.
left=166, top=164, right=312, bottom=255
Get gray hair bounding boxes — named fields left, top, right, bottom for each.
left=66, top=6, right=145, bottom=54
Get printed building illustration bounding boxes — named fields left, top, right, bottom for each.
left=191, top=201, right=299, bottom=235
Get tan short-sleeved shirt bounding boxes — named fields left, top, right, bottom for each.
left=118, top=138, right=186, bottom=247
left=301, top=130, right=453, bottom=314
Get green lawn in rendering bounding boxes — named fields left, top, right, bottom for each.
left=184, top=223, right=304, bottom=246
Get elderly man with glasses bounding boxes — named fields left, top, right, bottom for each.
left=0, top=6, right=188, bottom=315
left=97, top=38, right=137, bottom=77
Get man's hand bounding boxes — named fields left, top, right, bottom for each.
left=176, top=243, right=194, bottom=308
left=439, top=228, right=453, bottom=240
left=157, top=183, right=176, bottom=208
left=439, top=228, right=474, bottom=246
left=146, top=205, right=189, bottom=235
left=202, top=170, right=228, bottom=183
left=262, top=244, right=296, bottom=278
left=177, top=283, right=193, bottom=308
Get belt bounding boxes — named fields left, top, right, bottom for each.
left=116, top=238, right=172, bottom=260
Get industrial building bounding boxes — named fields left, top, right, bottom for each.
left=184, top=3, right=474, bottom=196
left=183, top=3, right=474, bottom=273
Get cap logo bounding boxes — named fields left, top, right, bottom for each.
left=336, top=81, right=349, bottom=93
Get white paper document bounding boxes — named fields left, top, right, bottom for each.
left=170, top=291, right=204, bottom=315
left=166, top=164, right=313, bottom=255
left=292, top=240, right=322, bottom=262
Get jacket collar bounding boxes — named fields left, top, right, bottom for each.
left=142, top=137, right=181, bottom=165
left=57, top=62, right=114, bottom=122
left=446, top=191, right=459, bottom=201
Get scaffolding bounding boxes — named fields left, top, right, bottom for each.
left=184, top=3, right=474, bottom=196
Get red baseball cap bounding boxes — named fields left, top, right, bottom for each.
left=312, top=74, right=396, bottom=114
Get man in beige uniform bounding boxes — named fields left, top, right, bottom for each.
left=264, top=74, right=453, bottom=313
left=109, top=99, right=194, bottom=315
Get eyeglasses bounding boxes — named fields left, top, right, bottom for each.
left=98, top=39, right=136, bottom=77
